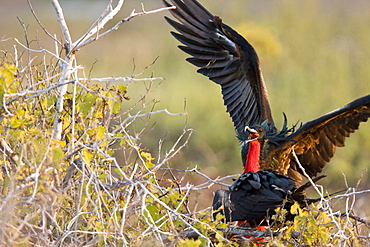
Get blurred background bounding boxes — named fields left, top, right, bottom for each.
left=1, top=0, right=370, bottom=216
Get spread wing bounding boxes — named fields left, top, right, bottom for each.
left=212, top=170, right=295, bottom=225
left=268, top=94, right=370, bottom=182
left=163, top=0, right=273, bottom=132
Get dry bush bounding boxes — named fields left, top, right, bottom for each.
left=0, top=1, right=369, bottom=246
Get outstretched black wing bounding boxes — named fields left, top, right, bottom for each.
left=164, top=0, right=273, bottom=132
left=212, top=170, right=295, bottom=226
left=268, top=94, right=370, bottom=182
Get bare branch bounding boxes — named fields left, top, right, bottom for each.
left=14, top=38, right=69, bottom=64
left=73, top=5, right=176, bottom=51
left=292, top=147, right=344, bottom=235
left=50, top=0, right=72, bottom=51
left=72, top=0, right=125, bottom=50
left=4, top=79, right=75, bottom=101
left=78, top=76, right=164, bottom=83
left=329, top=189, right=370, bottom=200
left=27, top=0, right=61, bottom=45
left=0, top=138, right=24, bottom=168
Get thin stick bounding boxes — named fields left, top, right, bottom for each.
left=73, top=6, right=176, bottom=51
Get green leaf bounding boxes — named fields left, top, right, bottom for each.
left=51, top=147, right=65, bottom=164
left=116, top=84, right=127, bottom=93
left=177, top=239, right=202, bottom=247
left=112, top=100, right=121, bottom=114
left=113, top=167, right=125, bottom=177
left=80, top=93, right=98, bottom=116
left=96, top=125, right=106, bottom=140
left=82, top=150, right=93, bottom=165
left=0, top=63, right=17, bottom=87
left=0, top=80, right=4, bottom=109
left=10, top=116, right=23, bottom=128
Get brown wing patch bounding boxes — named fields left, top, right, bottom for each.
left=266, top=95, right=370, bottom=183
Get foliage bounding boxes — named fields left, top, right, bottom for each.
left=4, top=60, right=368, bottom=246
left=265, top=201, right=369, bottom=247
left=2, top=0, right=370, bottom=204
left=0, top=55, right=213, bottom=246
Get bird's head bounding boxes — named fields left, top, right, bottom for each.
left=244, top=125, right=265, bottom=142
left=238, top=115, right=296, bottom=168
left=238, top=123, right=270, bottom=147
left=239, top=125, right=267, bottom=169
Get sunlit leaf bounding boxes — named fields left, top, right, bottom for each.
left=80, top=93, right=98, bottom=116
left=82, top=150, right=93, bottom=165
left=116, top=84, right=127, bottom=93
left=112, top=100, right=121, bottom=114
left=290, top=201, right=302, bottom=215
left=51, top=146, right=65, bottom=164
left=177, top=239, right=202, bottom=247
left=96, top=125, right=106, bottom=140
left=10, top=116, right=23, bottom=128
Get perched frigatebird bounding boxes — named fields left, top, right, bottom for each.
left=163, top=0, right=370, bottom=183
left=212, top=170, right=295, bottom=226
left=164, top=0, right=370, bottom=227
left=212, top=169, right=325, bottom=226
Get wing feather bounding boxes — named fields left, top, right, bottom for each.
left=164, top=0, right=273, bottom=131
left=268, top=95, right=370, bottom=182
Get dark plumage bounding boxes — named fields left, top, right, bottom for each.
left=164, top=0, right=370, bottom=183
left=212, top=170, right=325, bottom=227
left=163, top=0, right=273, bottom=133
left=212, top=170, right=294, bottom=225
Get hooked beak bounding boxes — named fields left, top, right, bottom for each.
left=245, top=126, right=257, bottom=133
left=244, top=126, right=259, bottom=143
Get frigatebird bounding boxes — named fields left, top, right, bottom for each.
left=212, top=170, right=295, bottom=226
left=212, top=170, right=325, bottom=226
left=163, top=0, right=370, bottom=183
